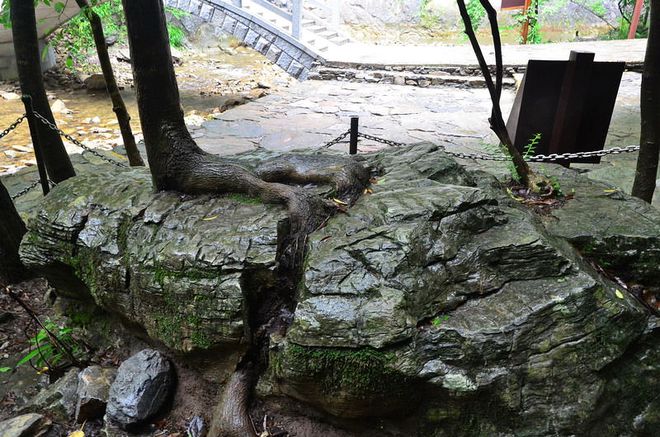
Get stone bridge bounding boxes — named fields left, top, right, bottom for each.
left=165, top=0, right=349, bottom=79
left=0, top=0, right=80, bottom=80
left=0, top=0, right=345, bottom=81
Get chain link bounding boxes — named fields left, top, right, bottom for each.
left=31, top=110, right=128, bottom=168
left=322, top=130, right=350, bottom=148
left=0, top=115, right=26, bottom=140
left=355, top=132, right=641, bottom=162
left=10, top=179, right=40, bottom=200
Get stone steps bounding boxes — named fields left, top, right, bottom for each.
left=309, top=66, right=518, bottom=89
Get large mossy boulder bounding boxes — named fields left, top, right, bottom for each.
left=20, top=144, right=660, bottom=436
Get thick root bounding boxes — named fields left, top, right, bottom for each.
left=255, top=154, right=371, bottom=205
left=208, top=368, right=255, bottom=437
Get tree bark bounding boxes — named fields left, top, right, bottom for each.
left=456, top=0, right=532, bottom=187
left=632, top=0, right=659, bottom=203
left=121, top=1, right=368, bottom=434
left=75, top=0, right=144, bottom=167
left=0, top=181, right=27, bottom=284
left=10, top=0, right=75, bottom=183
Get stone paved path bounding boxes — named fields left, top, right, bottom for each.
left=198, top=72, right=657, bottom=205
left=325, top=39, right=647, bottom=67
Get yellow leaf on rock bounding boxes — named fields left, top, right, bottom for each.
left=202, top=215, right=219, bottom=221
left=615, top=289, right=625, bottom=299
left=604, top=189, right=618, bottom=193
left=68, top=431, right=85, bottom=437
left=332, top=198, right=348, bottom=206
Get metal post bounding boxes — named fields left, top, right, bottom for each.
left=292, top=0, right=302, bottom=39
left=349, top=116, right=358, bottom=155
left=21, top=96, right=50, bottom=195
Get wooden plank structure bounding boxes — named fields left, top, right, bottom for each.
left=506, top=51, right=625, bottom=165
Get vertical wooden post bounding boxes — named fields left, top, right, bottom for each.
left=21, top=95, right=50, bottom=195
left=628, top=0, right=644, bottom=39
left=292, top=0, right=302, bottom=39
left=349, top=116, right=358, bottom=155
left=521, top=0, right=533, bottom=44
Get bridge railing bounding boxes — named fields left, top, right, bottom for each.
left=229, top=0, right=340, bottom=40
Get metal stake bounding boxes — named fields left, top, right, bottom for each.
left=21, top=95, right=50, bottom=195
left=349, top=116, right=359, bottom=155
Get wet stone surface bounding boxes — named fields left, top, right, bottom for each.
left=18, top=144, right=660, bottom=436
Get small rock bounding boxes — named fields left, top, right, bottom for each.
left=50, top=99, right=72, bottom=115
left=75, top=366, right=117, bottom=422
left=257, top=81, right=272, bottom=89
left=83, top=74, right=107, bottom=91
left=105, top=35, right=118, bottom=46
left=0, top=91, right=21, bottom=100
left=106, top=349, right=173, bottom=429
left=20, top=368, right=79, bottom=421
left=0, top=414, right=50, bottom=437
left=184, top=114, right=205, bottom=128
left=12, top=145, right=31, bottom=153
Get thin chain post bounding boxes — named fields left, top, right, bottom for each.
left=349, top=116, right=359, bottom=155
left=21, top=96, right=50, bottom=195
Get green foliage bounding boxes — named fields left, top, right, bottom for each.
left=419, top=0, right=440, bottom=29
left=432, top=314, right=450, bottom=326
left=14, top=320, right=82, bottom=372
left=1, top=0, right=189, bottom=70
left=465, top=0, right=486, bottom=31
left=514, top=0, right=544, bottom=44
left=0, top=367, right=11, bottom=373
left=483, top=133, right=541, bottom=183
left=167, top=23, right=185, bottom=48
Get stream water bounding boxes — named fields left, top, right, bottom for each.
left=0, top=46, right=293, bottom=173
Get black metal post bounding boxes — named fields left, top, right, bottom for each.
left=349, top=116, right=359, bottom=155
left=21, top=95, right=50, bottom=195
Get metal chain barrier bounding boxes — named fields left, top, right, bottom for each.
left=355, top=131, right=641, bottom=162
left=322, top=130, right=350, bottom=148
left=10, top=179, right=40, bottom=200
left=31, top=110, right=128, bottom=168
left=0, top=115, right=26, bottom=140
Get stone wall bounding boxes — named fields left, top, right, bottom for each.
left=0, top=40, right=56, bottom=81
left=165, top=0, right=323, bottom=79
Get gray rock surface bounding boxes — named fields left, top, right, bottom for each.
left=19, top=368, right=79, bottom=421
left=0, top=414, right=50, bottom=437
left=20, top=144, right=660, bottom=436
left=75, top=365, right=117, bottom=422
left=106, top=349, right=172, bottom=429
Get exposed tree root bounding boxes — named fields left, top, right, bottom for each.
left=255, top=154, right=371, bottom=205
left=208, top=367, right=256, bottom=437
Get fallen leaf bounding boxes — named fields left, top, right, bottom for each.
left=68, top=431, right=84, bottom=437
left=202, top=215, right=219, bottom=221
left=332, top=198, right=348, bottom=206
left=603, top=189, right=618, bottom=193
left=615, top=289, right=625, bottom=299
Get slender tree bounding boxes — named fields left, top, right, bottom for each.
left=456, top=0, right=536, bottom=188
left=0, top=182, right=27, bottom=283
left=632, top=0, right=659, bottom=203
left=10, top=0, right=75, bottom=183
left=74, top=0, right=144, bottom=166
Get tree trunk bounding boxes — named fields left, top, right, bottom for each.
left=632, top=0, right=659, bottom=203
left=10, top=0, right=75, bottom=183
left=0, top=181, right=27, bottom=284
left=121, top=1, right=368, bottom=434
left=75, top=0, right=144, bottom=167
left=456, top=0, right=532, bottom=187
